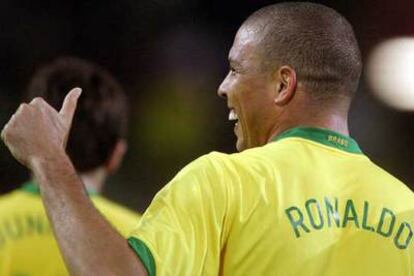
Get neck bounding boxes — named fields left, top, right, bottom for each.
left=267, top=103, right=350, bottom=143
left=30, top=167, right=107, bottom=194
left=80, top=167, right=107, bottom=194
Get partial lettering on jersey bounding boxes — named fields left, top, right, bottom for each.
left=285, top=197, right=413, bottom=250
left=0, top=213, right=52, bottom=248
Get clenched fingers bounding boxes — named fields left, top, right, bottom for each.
left=1, top=103, right=34, bottom=143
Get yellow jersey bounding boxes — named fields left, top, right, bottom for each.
left=0, top=182, right=140, bottom=276
left=128, top=127, right=414, bottom=276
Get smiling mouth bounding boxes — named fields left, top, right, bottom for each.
left=228, top=109, right=239, bottom=127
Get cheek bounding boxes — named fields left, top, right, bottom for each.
left=239, top=85, right=276, bottom=127
left=239, top=80, right=272, bottom=109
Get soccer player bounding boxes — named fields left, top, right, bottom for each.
left=2, top=2, right=414, bottom=276
left=0, top=57, right=140, bottom=275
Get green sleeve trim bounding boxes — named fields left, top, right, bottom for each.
left=127, top=237, right=156, bottom=276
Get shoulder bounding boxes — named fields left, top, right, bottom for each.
left=203, top=143, right=289, bottom=175
left=364, top=161, right=414, bottom=206
left=182, top=145, right=277, bottom=172
left=163, top=146, right=278, bottom=195
left=152, top=152, right=235, bottom=205
left=0, top=188, right=40, bottom=209
left=172, top=152, right=229, bottom=181
left=172, top=150, right=251, bottom=182
left=92, top=196, right=140, bottom=227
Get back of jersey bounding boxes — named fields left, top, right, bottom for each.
left=0, top=183, right=140, bottom=276
left=222, top=127, right=414, bottom=276
left=0, top=188, right=63, bottom=276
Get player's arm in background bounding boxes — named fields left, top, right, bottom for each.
left=1, top=89, right=146, bottom=275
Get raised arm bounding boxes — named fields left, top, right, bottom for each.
left=1, top=88, right=146, bottom=275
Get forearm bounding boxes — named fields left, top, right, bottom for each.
left=31, top=151, right=146, bottom=276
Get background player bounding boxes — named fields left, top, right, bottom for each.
left=2, top=2, right=414, bottom=276
left=0, top=57, right=140, bottom=275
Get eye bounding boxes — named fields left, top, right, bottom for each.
left=229, top=66, right=237, bottom=75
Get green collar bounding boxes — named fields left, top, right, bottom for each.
left=21, top=181, right=98, bottom=196
left=272, top=127, right=362, bottom=154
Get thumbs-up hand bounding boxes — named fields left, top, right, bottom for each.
left=1, top=88, right=82, bottom=169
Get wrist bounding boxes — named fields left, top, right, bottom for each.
left=29, top=148, right=69, bottom=172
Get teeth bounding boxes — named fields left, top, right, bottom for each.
left=228, top=109, right=238, bottom=121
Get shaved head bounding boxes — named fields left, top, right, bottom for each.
left=243, top=2, right=362, bottom=102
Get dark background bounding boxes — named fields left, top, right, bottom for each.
left=0, top=0, right=413, bottom=212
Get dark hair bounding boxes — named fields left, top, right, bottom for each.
left=25, top=57, right=128, bottom=173
left=245, top=2, right=362, bottom=101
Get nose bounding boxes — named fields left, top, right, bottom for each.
left=217, top=74, right=229, bottom=99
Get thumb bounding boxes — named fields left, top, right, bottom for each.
left=59, top=87, right=82, bottom=126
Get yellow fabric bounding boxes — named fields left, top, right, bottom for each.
left=0, top=187, right=140, bottom=276
left=129, top=129, right=414, bottom=276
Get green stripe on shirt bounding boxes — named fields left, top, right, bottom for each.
left=127, top=237, right=156, bottom=276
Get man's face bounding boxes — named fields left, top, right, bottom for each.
left=218, top=26, right=279, bottom=151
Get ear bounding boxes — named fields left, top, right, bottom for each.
left=105, top=139, right=128, bottom=175
left=274, top=66, right=297, bottom=106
